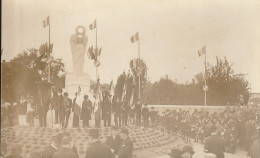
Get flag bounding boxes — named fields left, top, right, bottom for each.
left=109, top=81, right=115, bottom=96
left=198, top=46, right=206, bottom=56
left=41, top=57, right=52, bottom=64
left=95, top=47, right=102, bottom=57
left=49, top=44, right=53, bottom=54
left=43, top=16, right=49, bottom=28
left=73, top=102, right=81, bottom=116
left=130, top=32, right=139, bottom=43
left=129, top=88, right=134, bottom=107
left=121, top=82, right=127, bottom=102
left=88, top=46, right=96, bottom=60
left=89, top=20, right=97, bottom=30
left=132, top=59, right=137, bottom=69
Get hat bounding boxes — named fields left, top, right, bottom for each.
left=84, top=95, right=88, bottom=98
left=89, top=129, right=100, bottom=138
left=168, top=148, right=182, bottom=158
left=182, top=145, right=194, bottom=155
left=119, top=128, right=128, bottom=134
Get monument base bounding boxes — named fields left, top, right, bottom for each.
left=65, top=72, right=91, bottom=98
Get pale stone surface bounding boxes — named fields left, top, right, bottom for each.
left=65, top=72, right=91, bottom=97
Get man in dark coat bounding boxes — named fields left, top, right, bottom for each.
left=81, top=95, right=92, bottom=128
left=106, top=126, right=122, bottom=156
left=142, top=104, right=149, bottom=128
left=134, top=99, right=142, bottom=125
left=62, top=92, right=72, bottom=128
left=121, top=100, right=130, bottom=126
left=85, top=129, right=113, bottom=158
left=38, top=95, right=50, bottom=127
left=113, top=97, right=122, bottom=126
left=117, top=128, right=133, bottom=158
left=204, top=129, right=225, bottom=158
left=103, top=93, right=112, bottom=127
left=42, top=136, right=59, bottom=158
left=53, top=136, right=77, bottom=158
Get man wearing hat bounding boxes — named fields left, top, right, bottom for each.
left=117, top=128, right=133, bottom=158
left=106, top=126, right=122, bottom=156
left=103, top=92, right=112, bottom=127
left=62, top=92, right=72, bottom=129
left=134, top=99, right=142, bottom=126
left=81, top=95, right=92, bottom=128
left=85, top=128, right=113, bottom=158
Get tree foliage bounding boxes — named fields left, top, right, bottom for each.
left=143, top=57, right=250, bottom=106
left=1, top=45, right=65, bottom=102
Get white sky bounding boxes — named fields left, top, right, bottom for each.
left=2, top=0, right=260, bottom=92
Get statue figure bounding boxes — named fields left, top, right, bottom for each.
left=70, top=26, right=88, bottom=74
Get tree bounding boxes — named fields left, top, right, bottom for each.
left=207, top=57, right=250, bottom=105
left=1, top=44, right=65, bottom=102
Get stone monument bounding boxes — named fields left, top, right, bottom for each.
left=65, top=26, right=91, bottom=97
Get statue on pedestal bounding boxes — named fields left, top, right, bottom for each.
left=70, top=26, right=88, bottom=74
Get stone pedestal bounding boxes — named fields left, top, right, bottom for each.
left=65, top=72, right=91, bottom=98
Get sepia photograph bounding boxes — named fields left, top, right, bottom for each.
left=1, top=0, right=260, bottom=158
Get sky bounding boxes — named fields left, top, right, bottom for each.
left=2, top=0, right=260, bottom=92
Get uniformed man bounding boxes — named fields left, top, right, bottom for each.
left=113, top=97, right=122, bottom=126
left=121, top=100, right=129, bottom=126
left=85, top=129, right=113, bottom=158
left=38, top=95, right=50, bottom=127
left=142, top=104, right=149, bottom=128
left=103, top=93, right=112, bottom=127
left=134, top=99, right=142, bottom=125
left=117, top=128, right=133, bottom=158
left=62, top=92, right=72, bottom=129
left=81, top=95, right=92, bottom=128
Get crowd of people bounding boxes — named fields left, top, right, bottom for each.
left=0, top=89, right=158, bottom=129
left=159, top=104, right=259, bottom=158
left=1, top=90, right=259, bottom=158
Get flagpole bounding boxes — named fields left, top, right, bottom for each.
left=204, top=52, right=207, bottom=106
left=95, top=20, right=99, bottom=80
left=48, top=17, right=51, bottom=83
left=138, top=36, right=141, bottom=100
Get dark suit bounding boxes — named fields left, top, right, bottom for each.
left=113, top=101, right=122, bottom=126
left=142, top=107, right=149, bottom=127
left=204, top=134, right=225, bottom=158
left=52, top=147, right=77, bottom=158
left=117, top=137, right=133, bottom=158
left=81, top=99, right=92, bottom=127
left=85, top=140, right=113, bottom=158
left=106, top=135, right=122, bottom=155
left=102, top=98, right=112, bottom=127
left=134, top=103, right=142, bottom=125
left=62, top=98, right=72, bottom=128
left=42, top=145, right=58, bottom=158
